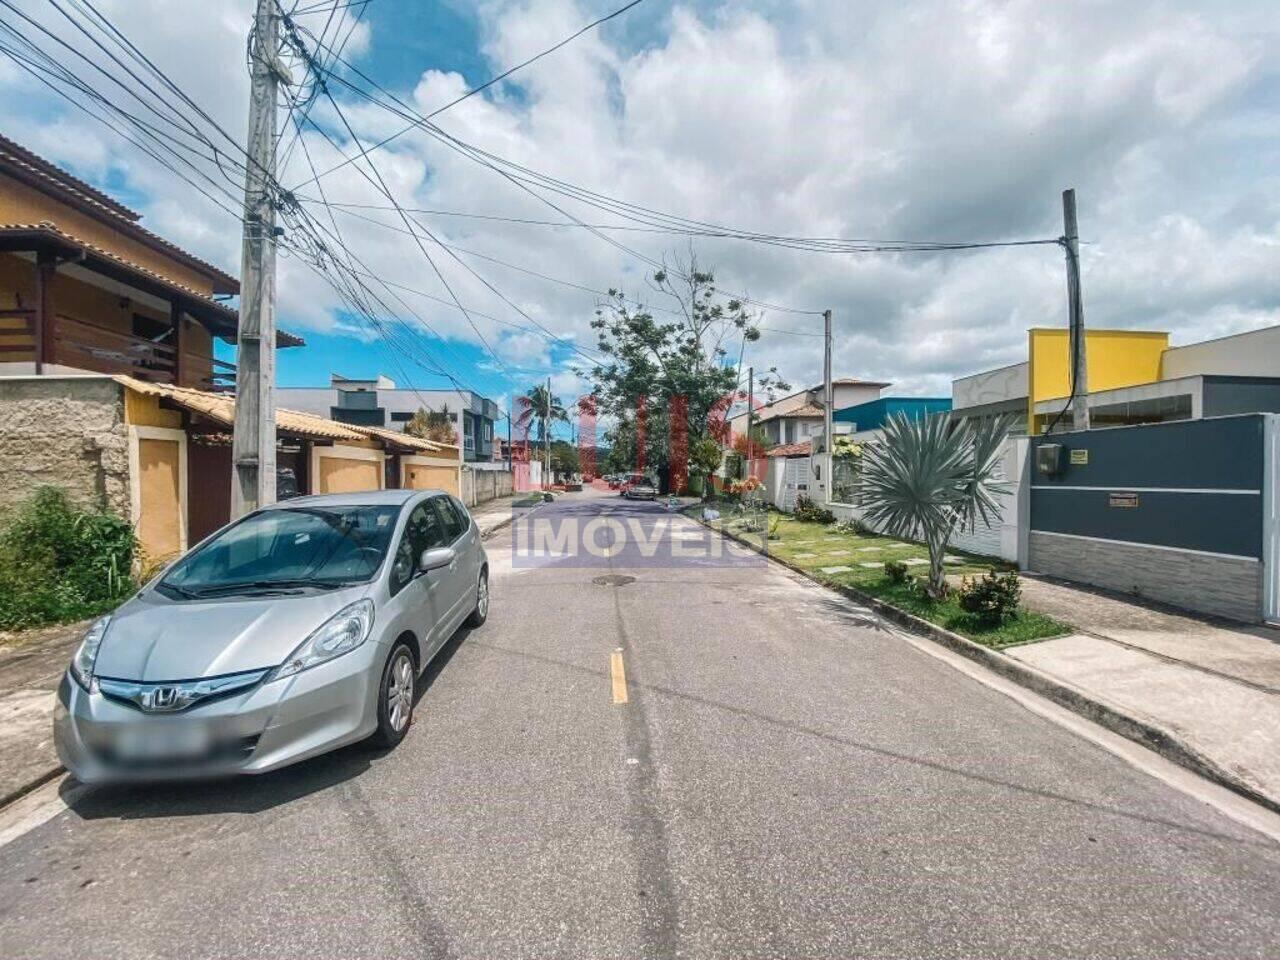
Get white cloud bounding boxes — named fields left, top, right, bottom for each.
left=2, top=0, right=1277, bottom=400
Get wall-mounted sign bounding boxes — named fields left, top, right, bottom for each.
left=1109, top=492, right=1139, bottom=508
left=1069, top=449, right=1089, bottom=465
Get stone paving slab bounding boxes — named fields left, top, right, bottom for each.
left=819, top=565, right=853, bottom=574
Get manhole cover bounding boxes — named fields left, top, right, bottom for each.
left=592, top=574, right=636, bottom=587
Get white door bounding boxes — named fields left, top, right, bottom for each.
left=782, top=457, right=810, bottom=512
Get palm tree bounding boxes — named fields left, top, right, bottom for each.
left=515, top=384, right=568, bottom=487
left=859, top=411, right=1013, bottom=599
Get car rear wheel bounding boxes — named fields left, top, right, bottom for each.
left=465, top=569, right=489, bottom=628
left=372, top=643, right=416, bottom=749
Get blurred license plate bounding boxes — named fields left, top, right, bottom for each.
left=115, top=723, right=211, bottom=760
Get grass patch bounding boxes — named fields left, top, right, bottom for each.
left=686, top=503, right=1070, bottom=648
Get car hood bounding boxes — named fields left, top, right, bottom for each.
left=93, top=586, right=372, bottom=682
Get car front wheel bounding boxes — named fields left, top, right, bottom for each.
left=372, top=643, right=416, bottom=749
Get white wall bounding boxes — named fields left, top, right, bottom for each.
left=952, top=362, right=1029, bottom=410
left=1161, top=324, right=1280, bottom=380
left=825, top=437, right=1029, bottom=566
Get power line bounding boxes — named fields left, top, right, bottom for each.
left=292, top=47, right=827, bottom=316
left=288, top=0, right=649, bottom=190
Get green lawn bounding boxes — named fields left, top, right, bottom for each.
left=689, top=505, right=1070, bottom=649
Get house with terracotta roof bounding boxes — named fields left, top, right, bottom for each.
left=0, top=133, right=301, bottom=389
left=730, top=377, right=890, bottom=447
left=0, top=137, right=468, bottom=562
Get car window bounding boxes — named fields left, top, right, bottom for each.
left=448, top=496, right=472, bottom=534
left=429, top=495, right=465, bottom=543
left=161, top=504, right=400, bottom=598
left=389, top=502, right=447, bottom=596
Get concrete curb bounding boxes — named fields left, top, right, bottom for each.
left=697, top=515, right=1280, bottom=816
left=478, top=513, right=516, bottom=541
left=0, top=764, right=64, bottom=812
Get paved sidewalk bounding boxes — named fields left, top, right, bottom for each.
left=0, top=621, right=84, bottom=804
left=1009, top=576, right=1280, bottom=808
left=469, top=492, right=541, bottom=538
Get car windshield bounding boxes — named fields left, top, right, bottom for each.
left=158, top=504, right=402, bottom=598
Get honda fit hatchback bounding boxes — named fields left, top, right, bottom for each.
left=54, top=489, right=488, bottom=782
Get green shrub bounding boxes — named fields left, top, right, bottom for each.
left=793, top=494, right=836, bottom=524
left=958, top=569, right=1022, bottom=626
left=883, top=559, right=909, bottom=583
left=834, top=517, right=874, bottom=537
left=0, top=487, right=138, bottom=630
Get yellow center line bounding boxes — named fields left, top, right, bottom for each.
left=610, top=651, right=628, bottom=704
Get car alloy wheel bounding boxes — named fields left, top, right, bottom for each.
left=466, top=570, right=489, bottom=627
left=373, top=643, right=416, bottom=748
left=388, top=652, right=414, bottom=731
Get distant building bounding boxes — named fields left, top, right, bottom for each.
left=833, top=397, right=952, bottom=440
left=951, top=324, right=1280, bottom=434
left=732, top=378, right=890, bottom=445
left=278, top=374, right=501, bottom=462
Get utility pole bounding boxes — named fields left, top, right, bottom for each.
left=1062, top=189, right=1089, bottom=432
left=231, top=0, right=284, bottom=517
left=743, top=365, right=754, bottom=481
left=544, top=375, right=552, bottom=489
left=822, top=308, right=833, bottom=505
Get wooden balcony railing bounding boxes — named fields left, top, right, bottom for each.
left=53, top=313, right=177, bottom=382
left=0, top=310, right=233, bottom=390
left=0, top=309, right=35, bottom=360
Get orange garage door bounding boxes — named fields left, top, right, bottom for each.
left=317, top=455, right=381, bottom=493
left=137, top=437, right=183, bottom=562
left=404, top=462, right=460, bottom=496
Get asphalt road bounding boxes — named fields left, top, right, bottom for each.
left=0, top=488, right=1278, bottom=959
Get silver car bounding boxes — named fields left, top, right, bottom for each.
left=623, top=479, right=657, bottom=501
left=54, top=489, right=488, bottom=782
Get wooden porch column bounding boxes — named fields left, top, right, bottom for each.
left=33, top=252, right=56, bottom=374
left=171, top=299, right=186, bottom=387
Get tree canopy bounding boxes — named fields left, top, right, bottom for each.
left=588, top=253, right=788, bottom=490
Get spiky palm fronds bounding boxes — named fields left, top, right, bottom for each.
left=859, top=411, right=1014, bottom=597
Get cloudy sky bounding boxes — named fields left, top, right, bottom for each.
left=2, top=0, right=1277, bottom=420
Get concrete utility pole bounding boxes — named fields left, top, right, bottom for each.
left=231, top=0, right=284, bottom=517
left=743, top=365, right=754, bottom=481
left=1062, top=189, right=1089, bottom=432
left=822, top=308, right=833, bottom=505
left=544, top=375, right=552, bottom=488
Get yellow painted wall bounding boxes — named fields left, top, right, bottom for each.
left=124, top=389, right=183, bottom=429
left=0, top=176, right=215, bottom=294
left=1028, top=328, right=1169, bottom=433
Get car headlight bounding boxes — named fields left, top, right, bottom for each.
left=268, top=599, right=374, bottom=681
left=70, top=615, right=110, bottom=690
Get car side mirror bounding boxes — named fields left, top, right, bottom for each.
left=419, top=546, right=456, bottom=572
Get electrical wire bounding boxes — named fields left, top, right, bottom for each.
left=291, top=0, right=648, bottom=188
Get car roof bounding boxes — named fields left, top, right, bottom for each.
left=263, top=489, right=442, bottom=510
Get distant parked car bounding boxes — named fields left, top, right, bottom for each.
left=606, top=475, right=622, bottom=489
left=623, top=478, right=657, bottom=501
left=54, top=490, right=489, bottom=783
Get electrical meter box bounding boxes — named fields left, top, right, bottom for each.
left=1036, top=443, right=1064, bottom=477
